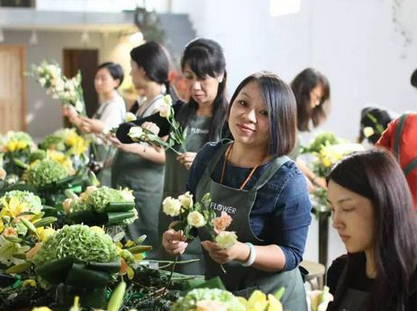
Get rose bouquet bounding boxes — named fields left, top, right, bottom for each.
left=28, top=61, right=86, bottom=115
left=63, top=186, right=138, bottom=227
left=128, top=95, right=187, bottom=155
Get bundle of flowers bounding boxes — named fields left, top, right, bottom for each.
left=128, top=95, right=187, bottom=155
left=0, top=190, right=56, bottom=267
left=63, top=186, right=137, bottom=226
left=28, top=61, right=86, bottom=115
left=40, top=128, right=89, bottom=157
left=25, top=158, right=72, bottom=187
left=0, top=131, right=34, bottom=154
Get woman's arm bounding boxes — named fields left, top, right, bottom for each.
left=107, top=134, right=166, bottom=164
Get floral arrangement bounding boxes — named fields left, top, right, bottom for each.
left=128, top=95, right=187, bottom=155
left=40, top=128, right=89, bottom=157
left=0, top=190, right=56, bottom=267
left=172, top=288, right=286, bottom=311
left=301, top=131, right=340, bottom=154
left=0, top=131, right=34, bottom=154
left=25, top=158, right=71, bottom=187
left=162, top=192, right=237, bottom=249
left=28, top=61, right=86, bottom=115
left=63, top=186, right=138, bottom=226
left=32, top=225, right=119, bottom=267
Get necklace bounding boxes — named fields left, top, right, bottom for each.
left=220, top=144, right=265, bottom=190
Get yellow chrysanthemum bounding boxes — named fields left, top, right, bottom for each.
left=267, top=294, right=283, bottom=311
left=37, top=227, right=56, bottom=241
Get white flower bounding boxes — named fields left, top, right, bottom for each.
left=162, top=196, right=181, bottom=217
left=178, top=191, right=193, bottom=210
left=308, top=286, right=334, bottom=311
left=39, top=77, right=47, bottom=87
left=187, top=211, right=206, bottom=228
left=75, top=101, right=84, bottom=113
left=215, top=231, right=237, bottom=249
left=125, top=112, right=137, bottom=122
left=158, top=95, right=172, bottom=119
left=128, top=126, right=144, bottom=142
left=363, top=126, right=374, bottom=138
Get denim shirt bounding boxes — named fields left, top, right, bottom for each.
left=187, top=141, right=312, bottom=271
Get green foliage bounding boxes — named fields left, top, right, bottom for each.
left=26, top=159, right=69, bottom=187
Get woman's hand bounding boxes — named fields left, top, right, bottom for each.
left=107, top=133, right=122, bottom=148
left=63, top=105, right=80, bottom=125
left=162, top=228, right=188, bottom=255
left=79, top=117, right=104, bottom=134
left=177, top=152, right=197, bottom=170
left=201, top=240, right=249, bottom=264
left=141, top=122, right=160, bottom=136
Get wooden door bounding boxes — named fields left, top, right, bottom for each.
left=63, top=49, right=99, bottom=118
left=0, top=45, right=27, bottom=133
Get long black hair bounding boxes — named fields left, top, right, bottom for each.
left=327, top=149, right=417, bottom=311
left=291, top=68, right=331, bottom=132
left=177, top=38, right=228, bottom=141
left=228, top=72, right=297, bottom=156
left=130, top=41, right=175, bottom=98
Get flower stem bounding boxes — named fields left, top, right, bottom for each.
left=162, top=255, right=178, bottom=297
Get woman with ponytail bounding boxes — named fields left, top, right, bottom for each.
left=108, top=41, right=173, bottom=246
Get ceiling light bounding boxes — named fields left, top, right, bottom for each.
left=80, top=31, right=90, bottom=45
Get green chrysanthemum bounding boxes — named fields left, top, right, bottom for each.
left=28, top=149, right=47, bottom=163
left=26, top=158, right=69, bottom=187
left=86, top=186, right=133, bottom=212
left=33, top=225, right=119, bottom=267
left=39, top=134, right=66, bottom=152
left=171, top=288, right=246, bottom=311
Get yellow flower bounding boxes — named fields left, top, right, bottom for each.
left=363, top=126, right=374, bottom=138
left=247, top=290, right=268, bottom=311
left=267, top=294, right=283, bottom=311
left=6, top=141, right=17, bottom=152
left=1, top=196, right=29, bottom=218
left=37, top=227, right=55, bottom=241
left=22, top=279, right=37, bottom=288
left=32, top=307, right=54, bottom=311
left=90, top=226, right=105, bottom=235
left=0, top=219, right=4, bottom=234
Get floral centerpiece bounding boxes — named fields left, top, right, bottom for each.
left=62, top=186, right=138, bottom=227
left=25, top=158, right=72, bottom=188
left=0, top=131, right=36, bottom=176
left=0, top=190, right=56, bottom=272
left=40, top=128, right=89, bottom=157
left=32, top=225, right=121, bottom=308
left=28, top=61, right=86, bottom=115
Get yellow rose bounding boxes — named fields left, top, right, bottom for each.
left=214, top=231, right=237, bottom=249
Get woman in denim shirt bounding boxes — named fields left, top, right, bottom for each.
left=163, top=72, right=311, bottom=311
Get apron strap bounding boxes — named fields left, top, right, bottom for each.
left=204, top=139, right=233, bottom=175
left=393, top=113, right=408, bottom=161
left=404, top=157, right=417, bottom=176
left=251, top=155, right=291, bottom=191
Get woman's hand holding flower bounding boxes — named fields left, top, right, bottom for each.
left=201, top=240, right=248, bottom=264
left=162, top=228, right=188, bottom=255
left=177, top=152, right=197, bottom=170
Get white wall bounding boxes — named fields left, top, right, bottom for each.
left=171, top=0, right=417, bottom=266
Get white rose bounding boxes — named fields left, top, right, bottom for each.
left=158, top=95, right=172, bottom=119
left=308, top=286, right=334, bottom=311
left=187, top=211, right=206, bottom=228
left=178, top=191, right=193, bottom=210
left=125, top=112, right=137, bottom=122
left=215, top=231, right=237, bottom=249
left=162, top=196, right=181, bottom=217
left=128, top=126, right=144, bottom=141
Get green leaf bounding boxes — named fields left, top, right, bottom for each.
left=5, top=262, right=32, bottom=274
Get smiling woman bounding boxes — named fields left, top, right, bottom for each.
left=326, top=149, right=417, bottom=311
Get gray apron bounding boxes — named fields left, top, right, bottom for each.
left=92, top=102, right=114, bottom=187
left=155, top=116, right=211, bottom=274
left=195, top=141, right=307, bottom=310
left=111, top=96, right=165, bottom=250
